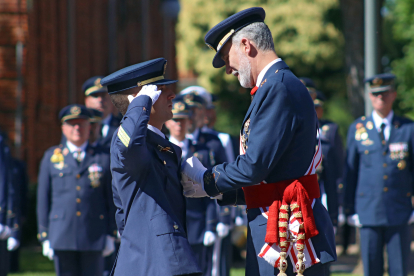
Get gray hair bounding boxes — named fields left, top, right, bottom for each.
left=232, top=22, right=275, bottom=52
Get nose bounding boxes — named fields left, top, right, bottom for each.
left=167, top=90, right=175, bottom=100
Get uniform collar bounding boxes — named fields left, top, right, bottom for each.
left=169, top=136, right=186, bottom=147
left=255, top=58, right=282, bottom=87
left=186, top=128, right=200, bottom=142
left=372, top=110, right=394, bottom=131
left=147, top=124, right=165, bottom=139
left=66, top=140, right=88, bottom=153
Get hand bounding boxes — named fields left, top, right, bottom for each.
left=347, top=214, right=362, bottom=227
left=182, top=156, right=207, bottom=186
left=408, top=210, right=414, bottom=225
left=102, top=235, right=116, bottom=257
left=128, top=84, right=161, bottom=105
left=181, top=173, right=208, bottom=198
left=203, top=231, right=216, bottom=246
left=0, top=224, right=11, bottom=240
left=235, top=216, right=244, bottom=226
left=7, top=237, right=20, bottom=251
left=42, top=240, right=54, bottom=260
left=216, top=223, right=230, bottom=238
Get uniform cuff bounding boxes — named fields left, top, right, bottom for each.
left=203, top=169, right=221, bottom=197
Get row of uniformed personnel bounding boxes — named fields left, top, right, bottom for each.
left=36, top=77, right=121, bottom=276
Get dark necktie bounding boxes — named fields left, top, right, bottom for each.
left=379, top=123, right=386, bottom=145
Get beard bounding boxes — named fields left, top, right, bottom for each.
left=233, top=50, right=253, bottom=88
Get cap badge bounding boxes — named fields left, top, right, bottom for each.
left=173, top=102, right=185, bottom=112
left=70, top=106, right=81, bottom=115
left=372, top=78, right=383, bottom=87
left=94, top=78, right=102, bottom=88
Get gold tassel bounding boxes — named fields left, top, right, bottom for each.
left=277, top=251, right=288, bottom=276
left=295, top=252, right=306, bottom=276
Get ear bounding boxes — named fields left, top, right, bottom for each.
left=240, top=38, right=250, bottom=55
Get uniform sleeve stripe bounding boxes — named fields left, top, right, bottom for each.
left=118, top=126, right=130, bottom=147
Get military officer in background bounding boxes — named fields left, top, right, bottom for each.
left=100, top=58, right=201, bottom=276
left=300, top=78, right=343, bottom=229
left=37, top=104, right=117, bottom=276
left=344, top=73, right=414, bottom=276
left=83, top=76, right=121, bottom=150
left=166, top=99, right=218, bottom=276
left=88, top=108, right=103, bottom=146
left=182, top=7, right=336, bottom=276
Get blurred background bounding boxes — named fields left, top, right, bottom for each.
left=1, top=0, right=414, bottom=275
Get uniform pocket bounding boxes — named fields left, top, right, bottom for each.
left=150, top=214, right=183, bottom=264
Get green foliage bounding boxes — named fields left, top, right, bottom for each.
left=176, top=0, right=347, bottom=135
left=390, top=0, right=414, bottom=119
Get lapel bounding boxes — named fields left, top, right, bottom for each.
left=79, top=144, right=95, bottom=174
left=387, top=115, right=400, bottom=148
left=363, top=116, right=382, bottom=150
left=241, top=61, right=290, bottom=132
left=147, top=130, right=179, bottom=167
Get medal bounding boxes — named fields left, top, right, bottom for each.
left=398, top=160, right=406, bottom=170
left=88, top=163, right=102, bottom=188
left=366, top=121, right=373, bottom=130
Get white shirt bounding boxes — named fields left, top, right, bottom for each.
left=101, top=114, right=112, bottom=138
left=169, top=136, right=189, bottom=159
left=66, top=141, right=88, bottom=162
left=372, top=110, right=394, bottom=141
left=255, top=58, right=282, bottom=87
left=147, top=124, right=165, bottom=138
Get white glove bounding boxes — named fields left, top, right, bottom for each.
left=203, top=231, right=216, bottom=246
left=235, top=216, right=244, bottom=226
left=102, top=235, right=116, bottom=257
left=128, top=84, right=161, bottom=105
left=181, top=173, right=209, bottom=198
left=347, top=214, right=362, bottom=227
left=42, top=240, right=54, bottom=260
left=7, top=237, right=20, bottom=251
left=182, top=156, right=207, bottom=187
left=0, top=224, right=11, bottom=240
left=338, top=213, right=346, bottom=227
left=408, top=210, right=414, bottom=225
left=216, top=222, right=230, bottom=238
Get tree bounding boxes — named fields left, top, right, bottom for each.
left=176, top=0, right=348, bottom=136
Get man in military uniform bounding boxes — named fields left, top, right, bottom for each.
left=344, top=73, right=414, bottom=276
left=300, top=78, right=343, bottom=229
left=181, top=7, right=336, bottom=276
left=100, top=58, right=201, bottom=276
left=37, top=104, right=117, bottom=276
left=83, top=76, right=121, bottom=150
left=166, top=99, right=218, bottom=276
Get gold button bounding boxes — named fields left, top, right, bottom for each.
left=42, top=232, right=47, bottom=238
left=383, top=175, right=388, bottom=180
left=76, top=186, right=81, bottom=191
left=100, top=215, right=104, bottom=219
left=338, top=183, right=343, bottom=189
left=364, top=150, right=369, bottom=154
left=76, top=198, right=81, bottom=203
left=383, top=152, right=386, bottom=156
left=76, top=174, right=81, bottom=179
left=383, top=163, right=387, bottom=167
left=224, top=208, right=229, bottom=212
left=143, top=107, right=146, bottom=111
left=173, top=225, right=179, bottom=230
left=8, top=210, right=12, bottom=214
left=113, top=230, right=118, bottom=236
left=14, top=224, right=18, bottom=229
left=407, top=192, right=411, bottom=197
left=37, top=233, right=40, bottom=239
left=382, top=140, right=386, bottom=145
left=76, top=211, right=81, bottom=216
left=163, top=161, right=166, bottom=165
left=383, top=187, right=388, bottom=192
left=54, top=214, right=58, bottom=219
left=59, top=172, right=63, bottom=177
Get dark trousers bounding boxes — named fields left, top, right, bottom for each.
left=54, top=250, right=103, bottom=276
left=0, top=241, right=9, bottom=276
left=360, top=225, right=410, bottom=276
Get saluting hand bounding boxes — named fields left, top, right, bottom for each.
left=128, top=84, right=162, bottom=105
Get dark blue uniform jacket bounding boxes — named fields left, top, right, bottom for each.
left=344, top=114, right=414, bottom=226
left=110, top=96, right=200, bottom=276
left=37, top=143, right=116, bottom=250
left=203, top=61, right=337, bottom=273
